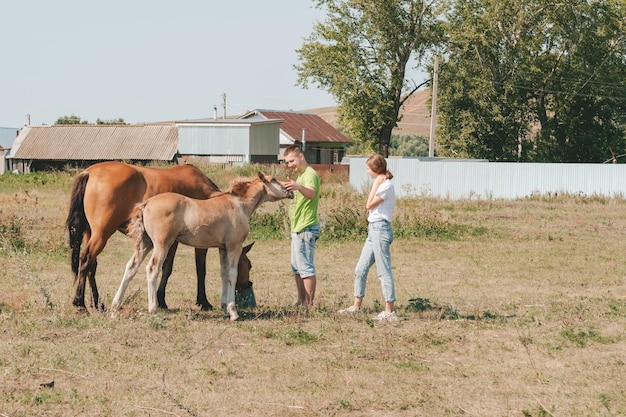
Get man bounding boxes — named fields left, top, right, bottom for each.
left=282, top=144, right=321, bottom=306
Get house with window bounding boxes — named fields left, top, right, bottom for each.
left=240, top=110, right=352, bottom=165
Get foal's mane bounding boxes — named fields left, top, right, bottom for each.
left=227, top=176, right=262, bottom=198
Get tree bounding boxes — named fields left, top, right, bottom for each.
left=389, top=134, right=429, bottom=156
left=54, top=115, right=127, bottom=125
left=96, top=118, right=126, bottom=125
left=437, top=0, right=626, bottom=162
left=55, top=115, right=88, bottom=125
left=296, top=0, right=440, bottom=157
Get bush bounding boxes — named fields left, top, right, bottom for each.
left=249, top=202, right=290, bottom=240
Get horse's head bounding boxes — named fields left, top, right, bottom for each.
left=236, top=242, right=256, bottom=308
left=236, top=241, right=254, bottom=290
left=258, top=172, right=295, bottom=200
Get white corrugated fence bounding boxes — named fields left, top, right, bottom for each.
left=347, top=157, right=626, bottom=199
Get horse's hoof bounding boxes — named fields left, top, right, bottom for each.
left=198, top=302, right=213, bottom=311
left=75, top=306, right=89, bottom=315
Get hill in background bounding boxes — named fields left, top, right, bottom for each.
left=306, top=89, right=432, bottom=138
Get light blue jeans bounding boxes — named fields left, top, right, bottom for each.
left=291, top=224, right=320, bottom=278
left=354, top=220, right=395, bottom=302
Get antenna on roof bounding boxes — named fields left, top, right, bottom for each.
left=221, top=92, right=226, bottom=119
left=213, top=106, right=218, bottom=120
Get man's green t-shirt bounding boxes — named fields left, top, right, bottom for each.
left=289, top=166, right=320, bottom=233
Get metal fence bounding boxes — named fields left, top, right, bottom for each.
left=347, top=157, right=626, bottom=199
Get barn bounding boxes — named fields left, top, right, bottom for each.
left=8, top=124, right=179, bottom=172
left=7, top=118, right=282, bottom=173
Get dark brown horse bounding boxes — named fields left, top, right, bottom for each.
left=66, top=161, right=234, bottom=311
left=112, top=172, right=293, bottom=320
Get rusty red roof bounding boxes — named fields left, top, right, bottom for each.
left=250, top=110, right=351, bottom=144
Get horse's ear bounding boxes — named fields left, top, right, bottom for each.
left=243, top=242, right=255, bottom=254
left=257, top=172, right=266, bottom=182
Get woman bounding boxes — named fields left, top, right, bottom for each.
left=339, top=153, right=397, bottom=321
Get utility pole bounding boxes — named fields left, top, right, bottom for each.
left=221, top=92, right=226, bottom=119
left=428, top=54, right=439, bottom=158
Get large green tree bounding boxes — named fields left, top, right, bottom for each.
left=437, top=0, right=626, bottom=162
left=296, top=0, right=440, bottom=157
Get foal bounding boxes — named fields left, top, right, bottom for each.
left=111, top=172, right=293, bottom=321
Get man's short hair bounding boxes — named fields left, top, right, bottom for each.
left=284, top=144, right=303, bottom=156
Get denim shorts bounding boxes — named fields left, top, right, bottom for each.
left=290, top=224, right=320, bottom=278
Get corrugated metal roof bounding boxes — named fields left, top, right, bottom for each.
left=242, top=110, right=352, bottom=144
left=9, top=124, right=178, bottom=160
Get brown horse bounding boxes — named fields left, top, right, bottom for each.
left=66, top=161, right=232, bottom=311
left=111, top=172, right=293, bottom=320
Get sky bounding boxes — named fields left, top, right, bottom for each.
left=0, top=1, right=344, bottom=128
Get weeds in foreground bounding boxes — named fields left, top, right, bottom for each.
left=0, top=215, right=27, bottom=252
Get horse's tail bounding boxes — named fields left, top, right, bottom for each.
left=66, top=172, right=90, bottom=276
left=129, top=202, right=150, bottom=251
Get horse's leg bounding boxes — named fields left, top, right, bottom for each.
left=194, top=248, right=212, bottom=310
left=75, top=251, right=102, bottom=311
left=219, top=245, right=242, bottom=321
left=73, top=261, right=89, bottom=309
left=87, top=260, right=100, bottom=311
left=73, top=232, right=108, bottom=311
left=72, top=231, right=92, bottom=309
left=157, top=240, right=179, bottom=309
left=73, top=225, right=120, bottom=312
left=111, top=238, right=151, bottom=313
left=146, top=245, right=169, bottom=314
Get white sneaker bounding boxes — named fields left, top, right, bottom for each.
left=373, top=311, right=398, bottom=321
left=338, top=305, right=362, bottom=314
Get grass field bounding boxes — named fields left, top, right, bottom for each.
left=0, top=168, right=625, bottom=416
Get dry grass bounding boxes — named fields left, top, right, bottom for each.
left=0, top=172, right=625, bottom=417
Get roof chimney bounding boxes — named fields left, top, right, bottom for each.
left=221, top=92, right=226, bottom=119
